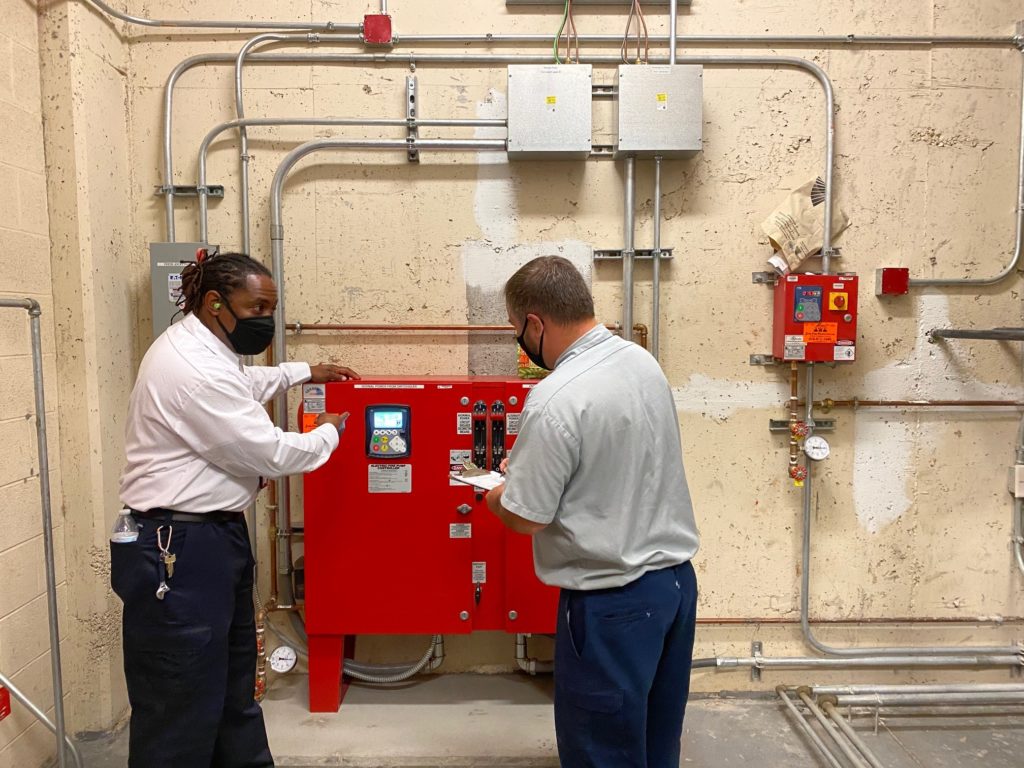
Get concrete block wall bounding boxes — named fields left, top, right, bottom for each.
left=0, top=1, right=68, bottom=767
left=0, top=1, right=1020, bottom=755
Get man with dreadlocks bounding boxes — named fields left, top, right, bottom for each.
left=114, top=251, right=358, bottom=767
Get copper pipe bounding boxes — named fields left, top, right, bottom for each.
left=788, top=362, right=800, bottom=469
left=808, top=399, right=1024, bottom=410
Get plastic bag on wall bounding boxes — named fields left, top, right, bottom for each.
left=761, top=176, right=850, bottom=275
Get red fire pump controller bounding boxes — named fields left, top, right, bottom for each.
left=300, top=377, right=557, bottom=713
left=772, top=273, right=859, bottom=363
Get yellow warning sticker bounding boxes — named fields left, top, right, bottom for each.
left=546, top=95, right=557, bottom=105
left=656, top=93, right=668, bottom=102
left=803, top=322, right=838, bottom=344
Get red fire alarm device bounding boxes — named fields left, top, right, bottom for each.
left=363, top=14, right=393, bottom=45
left=773, top=273, right=858, bottom=362
left=0, top=684, right=11, bottom=720
left=875, top=267, right=910, bottom=296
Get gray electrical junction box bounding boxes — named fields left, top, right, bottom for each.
left=149, top=242, right=210, bottom=339
left=615, top=64, right=703, bottom=159
left=507, top=64, right=593, bottom=159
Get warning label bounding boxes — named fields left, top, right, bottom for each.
left=368, top=464, right=412, bottom=494
left=803, top=322, right=838, bottom=344
left=456, top=413, right=472, bottom=435
left=506, top=412, right=522, bottom=436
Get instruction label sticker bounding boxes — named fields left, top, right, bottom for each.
left=472, top=561, right=487, bottom=584
left=450, top=524, right=472, bottom=539
left=803, top=322, right=838, bottom=344
left=506, top=412, right=522, bottom=436
left=301, top=383, right=326, bottom=415
left=456, top=413, right=472, bottom=435
left=303, top=399, right=325, bottom=414
left=167, top=273, right=182, bottom=304
left=368, top=464, right=412, bottom=494
left=656, top=92, right=668, bottom=111
left=449, top=449, right=472, bottom=485
left=784, top=343, right=806, bottom=360
left=301, top=413, right=319, bottom=433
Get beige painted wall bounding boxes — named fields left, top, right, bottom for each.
left=0, top=2, right=67, bottom=767
left=3, top=0, right=1022, bottom=756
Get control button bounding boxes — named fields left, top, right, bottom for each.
left=796, top=312, right=805, bottom=320
left=391, top=436, right=407, bottom=453
left=797, top=303, right=804, bottom=311
left=372, top=445, right=380, bottom=452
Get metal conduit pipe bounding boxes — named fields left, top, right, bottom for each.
left=835, top=692, right=1024, bottom=707
left=717, top=654, right=1022, bottom=669
left=651, top=156, right=662, bottom=359
left=165, top=51, right=833, bottom=243
left=776, top=686, right=845, bottom=768
left=0, top=299, right=67, bottom=768
left=197, top=116, right=507, bottom=241
left=819, top=699, right=887, bottom=768
left=796, top=688, right=872, bottom=768
left=82, top=0, right=362, bottom=31
left=669, top=0, right=678, bottom=64
left=396, top=34, right=1017, bottom=47
left=910, top=50, right=1024, bottom=287
left=801, top=366, right=1022, bottom=658
left=0, top=672, right=81, bottom=768
left=515, top=634, right=554, bottom=675
left=267, top=138, right=505, bottom=605
left=622, top=157, right=636, bottom=342
left=814, top=683, right=1024, bottom=696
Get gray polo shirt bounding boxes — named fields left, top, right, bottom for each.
left=501, top=324, right=700, bottom=590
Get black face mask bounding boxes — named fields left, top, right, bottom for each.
left=216, top=298, right=275, bottom=356
left=516, top=319, right=549, bottom=371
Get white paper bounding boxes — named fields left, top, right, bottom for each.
left=449, top=471, right=506, bottom=492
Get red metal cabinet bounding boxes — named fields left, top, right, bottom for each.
left=301, top=377, right=557, bottom=712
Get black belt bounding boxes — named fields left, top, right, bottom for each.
left=131, top=508, right=244, bottom=524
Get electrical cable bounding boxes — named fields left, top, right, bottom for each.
left=554, top=0, right=570, bottom=63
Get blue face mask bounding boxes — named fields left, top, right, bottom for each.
left=516, top=319, right=548, bottom=371
left=216, top=298, right=275, bottom=355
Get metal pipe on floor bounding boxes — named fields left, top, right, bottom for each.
left=0, top=300, right=68, bottom=768
left=0, top=671, right=81, bottom=768
left=796, top=688, right=872, bottom=768
left=718, top=654, right=1022, bottom=669
left=776, top=686, right=845, bottom=768
left=196, top=116, right=506, bottom=242
left=267, top=137, right=506, bottom=606
left=820, top=699, right=887, bottom=768
left=836, top=692, right=1024, bottom=707
left=622, top=156, right=636, bottom=342
left=813, top=683, right=1024, bottom=696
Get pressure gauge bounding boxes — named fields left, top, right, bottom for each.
left=803, top=435, right=831, bottom=461
left=269, top=645, right=297, bottom=674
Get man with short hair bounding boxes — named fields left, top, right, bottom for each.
left=487, top=255, right=700, bottom=768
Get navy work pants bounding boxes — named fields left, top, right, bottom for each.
left=110, top=514, right=273, bottom=768
left=554, top=561, right=698, bottom=768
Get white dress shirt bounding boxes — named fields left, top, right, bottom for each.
left=119, top=312, right=339, bottom=513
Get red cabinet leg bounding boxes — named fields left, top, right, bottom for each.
left=308, top=634, right=344, bottom=712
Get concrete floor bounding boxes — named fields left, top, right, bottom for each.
left=73, top=674, right=1024, bottom=767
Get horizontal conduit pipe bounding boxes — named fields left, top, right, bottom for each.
left=835, top=692, right=1024, bottom=707
left=267, top=137, right=505, bottom=606
left=83, top=0, right=362, bottom=31
left=197, top=116, right=506, bottom=241
left=813, top=683, right=1024, bottom=696
left=717, top=654, right=1022, bottom=669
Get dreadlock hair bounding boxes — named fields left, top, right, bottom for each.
left=177, top=252, right=273, bottom=315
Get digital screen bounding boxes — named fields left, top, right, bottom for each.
left=373, top=410, right=404, bottom=429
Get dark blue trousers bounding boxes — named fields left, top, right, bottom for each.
left=554, top=561, right=698, bottom=768
left=110, top=515, right=273, bottom=768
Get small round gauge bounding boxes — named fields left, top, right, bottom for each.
left=269, top=645, right=298, bottom=674
left=803, top=435, right=831, bottom=461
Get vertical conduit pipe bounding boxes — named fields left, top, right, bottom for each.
left=669, top=0, right=678, bottom=64
left=0, top=299, right=68, bottom=768
left=651, top=156, right=662, bottom=359
left=623, top=157, right=636, bottom=342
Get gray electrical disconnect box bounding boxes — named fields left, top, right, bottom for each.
left=149, top=242, right=207, bottom=339
left=507, top=65, right=592, bottom=159
left=615, top=64, right=703, bottom=159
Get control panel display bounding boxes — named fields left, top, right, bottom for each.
left=365, top=405, right=411, bottom=458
